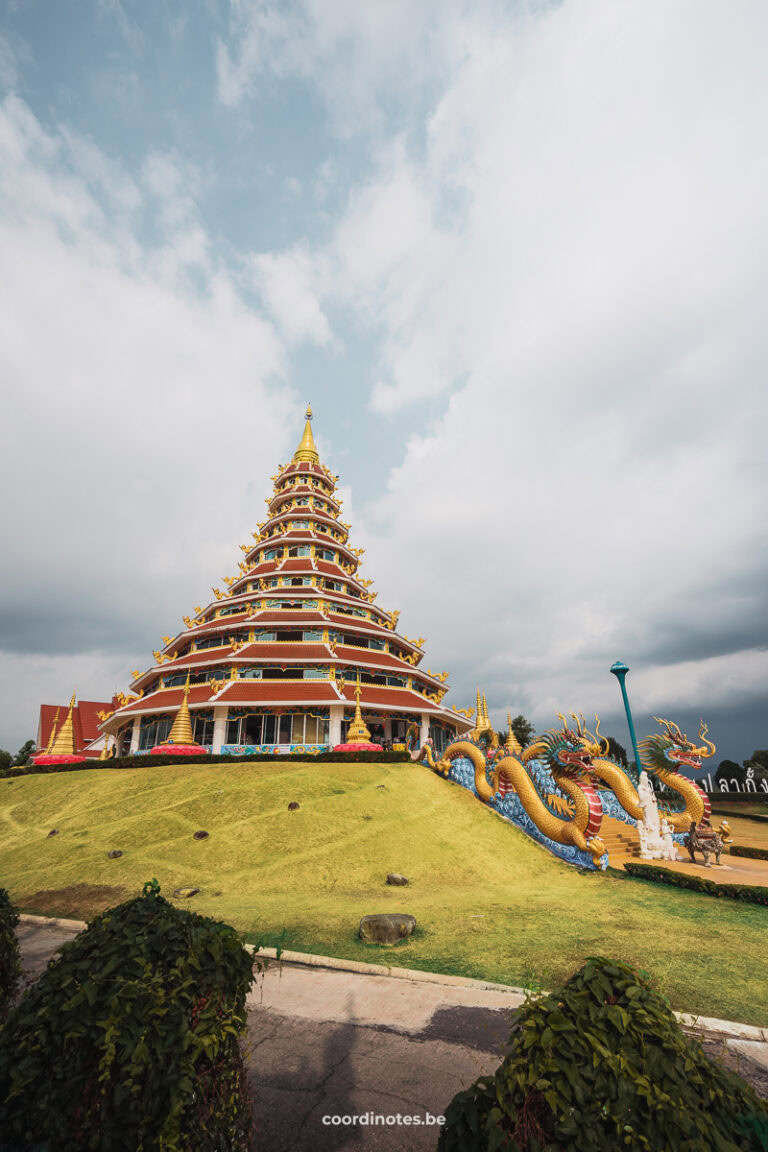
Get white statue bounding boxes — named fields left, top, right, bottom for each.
left=660, top=818, right=678, bottom=861
left=636, top=771, right=678, bottom=860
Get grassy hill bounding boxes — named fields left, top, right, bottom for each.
left=1, top=760, right=766, bottom=1024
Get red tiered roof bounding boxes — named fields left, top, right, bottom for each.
left=216, top=682, right=342, bottom=703
left=254, top=611, right=326, bottom=624
left=337, top=684, right=449, bottom=713
left=230, top=643, right=330, bottom=662
left=120, top=685, right=215, bottom=714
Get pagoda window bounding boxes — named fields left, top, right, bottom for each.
left=429, top=725, right=449, bottom=754
left=138, top=714, right=173, bottom=750
left=264, top=548, right=281, bottom=561
left=304, top=714, right=328, bottom=743
left=263, top=667, right=303, bottom=679
left=302, top=630, right=323, bottom=641
left=368, top=639, right=385, bottom=650
left=241, top=668, right=263, bottom=679
left=163, top=670, right=208, bottom=688
left=288, top=546, right=311, bottom=557
left=278, top=630, right=303, bottom=642
left=219, top=604, right=245, bottom=617
left=386, top=675, right=405, bottom=687
left=303, top=667, right=326, bottom=679
left=193, top=712, right=215, bottom=746
left=290, top=577, right=312, bottom=587
left=295, top=497, right=309, bottom=505
left=317, top=548, right=336, bottom=562
left=254, top=631, right=277, bottom=642
left=292, top=520, right=309, bottom=529
left=195, top=636, right=228, bottom=651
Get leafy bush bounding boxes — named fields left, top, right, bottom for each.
left=439, top=956, right=768, bottom=1151
left=731, top=844, right=768, bottom=860
left=624, top=861, right=768, bottom=906
left=0, top=889, right=20, bottom=1024
left=0, top=748, right=412, bottom=779
left=0, top=880, right=255, bottom=1150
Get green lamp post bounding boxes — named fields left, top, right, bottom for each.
left=610, top=660, right=644, bottom=774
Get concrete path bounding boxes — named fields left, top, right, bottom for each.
left=13, top=920, right=768, bottom=1151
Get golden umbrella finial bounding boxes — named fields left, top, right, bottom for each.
left=45, top=707, right=61, bottom=754
left=505, top=711, right=522, bottom=754
left=50, top=692, right=77, bottom=756
left=162, top=671, right=195, bottom=746
left=346, top=671, right=372, bottom=744
left=292, top=404, right=319, bottom=464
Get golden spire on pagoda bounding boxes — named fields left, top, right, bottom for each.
left=45, top=707, right=61, bottom=754
left=292, top=404, right=319, bottom=464
left=482, top=693, right=490, bottom=727
left=346, top=672, right=372, bottom=744
left=163, top=672, right=195, bottom=745
left=50, top=692, right=77, bottom=756
left=505, top=711, right=522, bottom=754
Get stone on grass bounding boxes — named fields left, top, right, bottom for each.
left=193, top=830, right=209, bottom=840
left=386, top=873, right=409, bottom=886
left=173, top=886, right=200, bottom=899
left=47, top=829, right=59, bottom=837
left=288, top=801, right=300, bottom=811
left=106, top=850, right=123, bottom=859
left=359, top=913, right=416, bottom=946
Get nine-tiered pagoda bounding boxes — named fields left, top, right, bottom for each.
left=99, top=408, right=471, bottom=756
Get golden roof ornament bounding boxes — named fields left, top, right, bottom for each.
left=162, top=672, right=195, bottom=746
left=345, top=673, right=372, bottom=744
left=50, top=692, right=76, bottom=756
left=292, top=404, right=319, bottom=464
left=505, top=712, right=522, bottom=754
left=45, top=707, right=61, bottom=754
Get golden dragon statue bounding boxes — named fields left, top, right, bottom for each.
left=408, top=708, right=605, bottom=864
left=566, top=711, right=722, bottom=833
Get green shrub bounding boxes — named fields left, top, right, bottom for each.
left=0, top=880, right=255, bottom=1150
left=730, top=844, right=768, bottom=861
left=0, top=748, right=412, bottom=779
left=438, top=956, right=768, bottom=1151
left=623, top=861, right=768, bottom=906
left=0, top=889, right=20, bottom=1024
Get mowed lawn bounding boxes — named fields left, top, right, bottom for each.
left=1, top=761, right=766, bottom=1025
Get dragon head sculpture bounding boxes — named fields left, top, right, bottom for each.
left=640, top=717, right=716, bottom=778
left=560, top=712, right=612, bottom=761
left=523, top=714, right=596, bottom=779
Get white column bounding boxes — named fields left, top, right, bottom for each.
left=329, top=704, right=344, bottom=746
left=419, top=712, right=430, bottom=746
left=129, top=716, right=141, bottom=754
left=212, top=706, right=227, bottom=754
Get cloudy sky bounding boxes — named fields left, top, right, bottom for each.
left=1, top=0, right=766, bottom=766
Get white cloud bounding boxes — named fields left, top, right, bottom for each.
left=0, top=94, right=299, bottom=747
left=248, top=245, right=332, bottom=346
left=303, top=0, right=768, bottom=744
left=216, top=0, right=465, bottom=132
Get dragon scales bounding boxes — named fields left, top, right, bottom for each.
left=418, top=720, right=606, bottom=866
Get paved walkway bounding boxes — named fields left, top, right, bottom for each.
left=14, top=921, right=768, bottom=1150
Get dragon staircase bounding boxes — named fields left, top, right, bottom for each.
left=408, top=697, right=728, bottom=871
